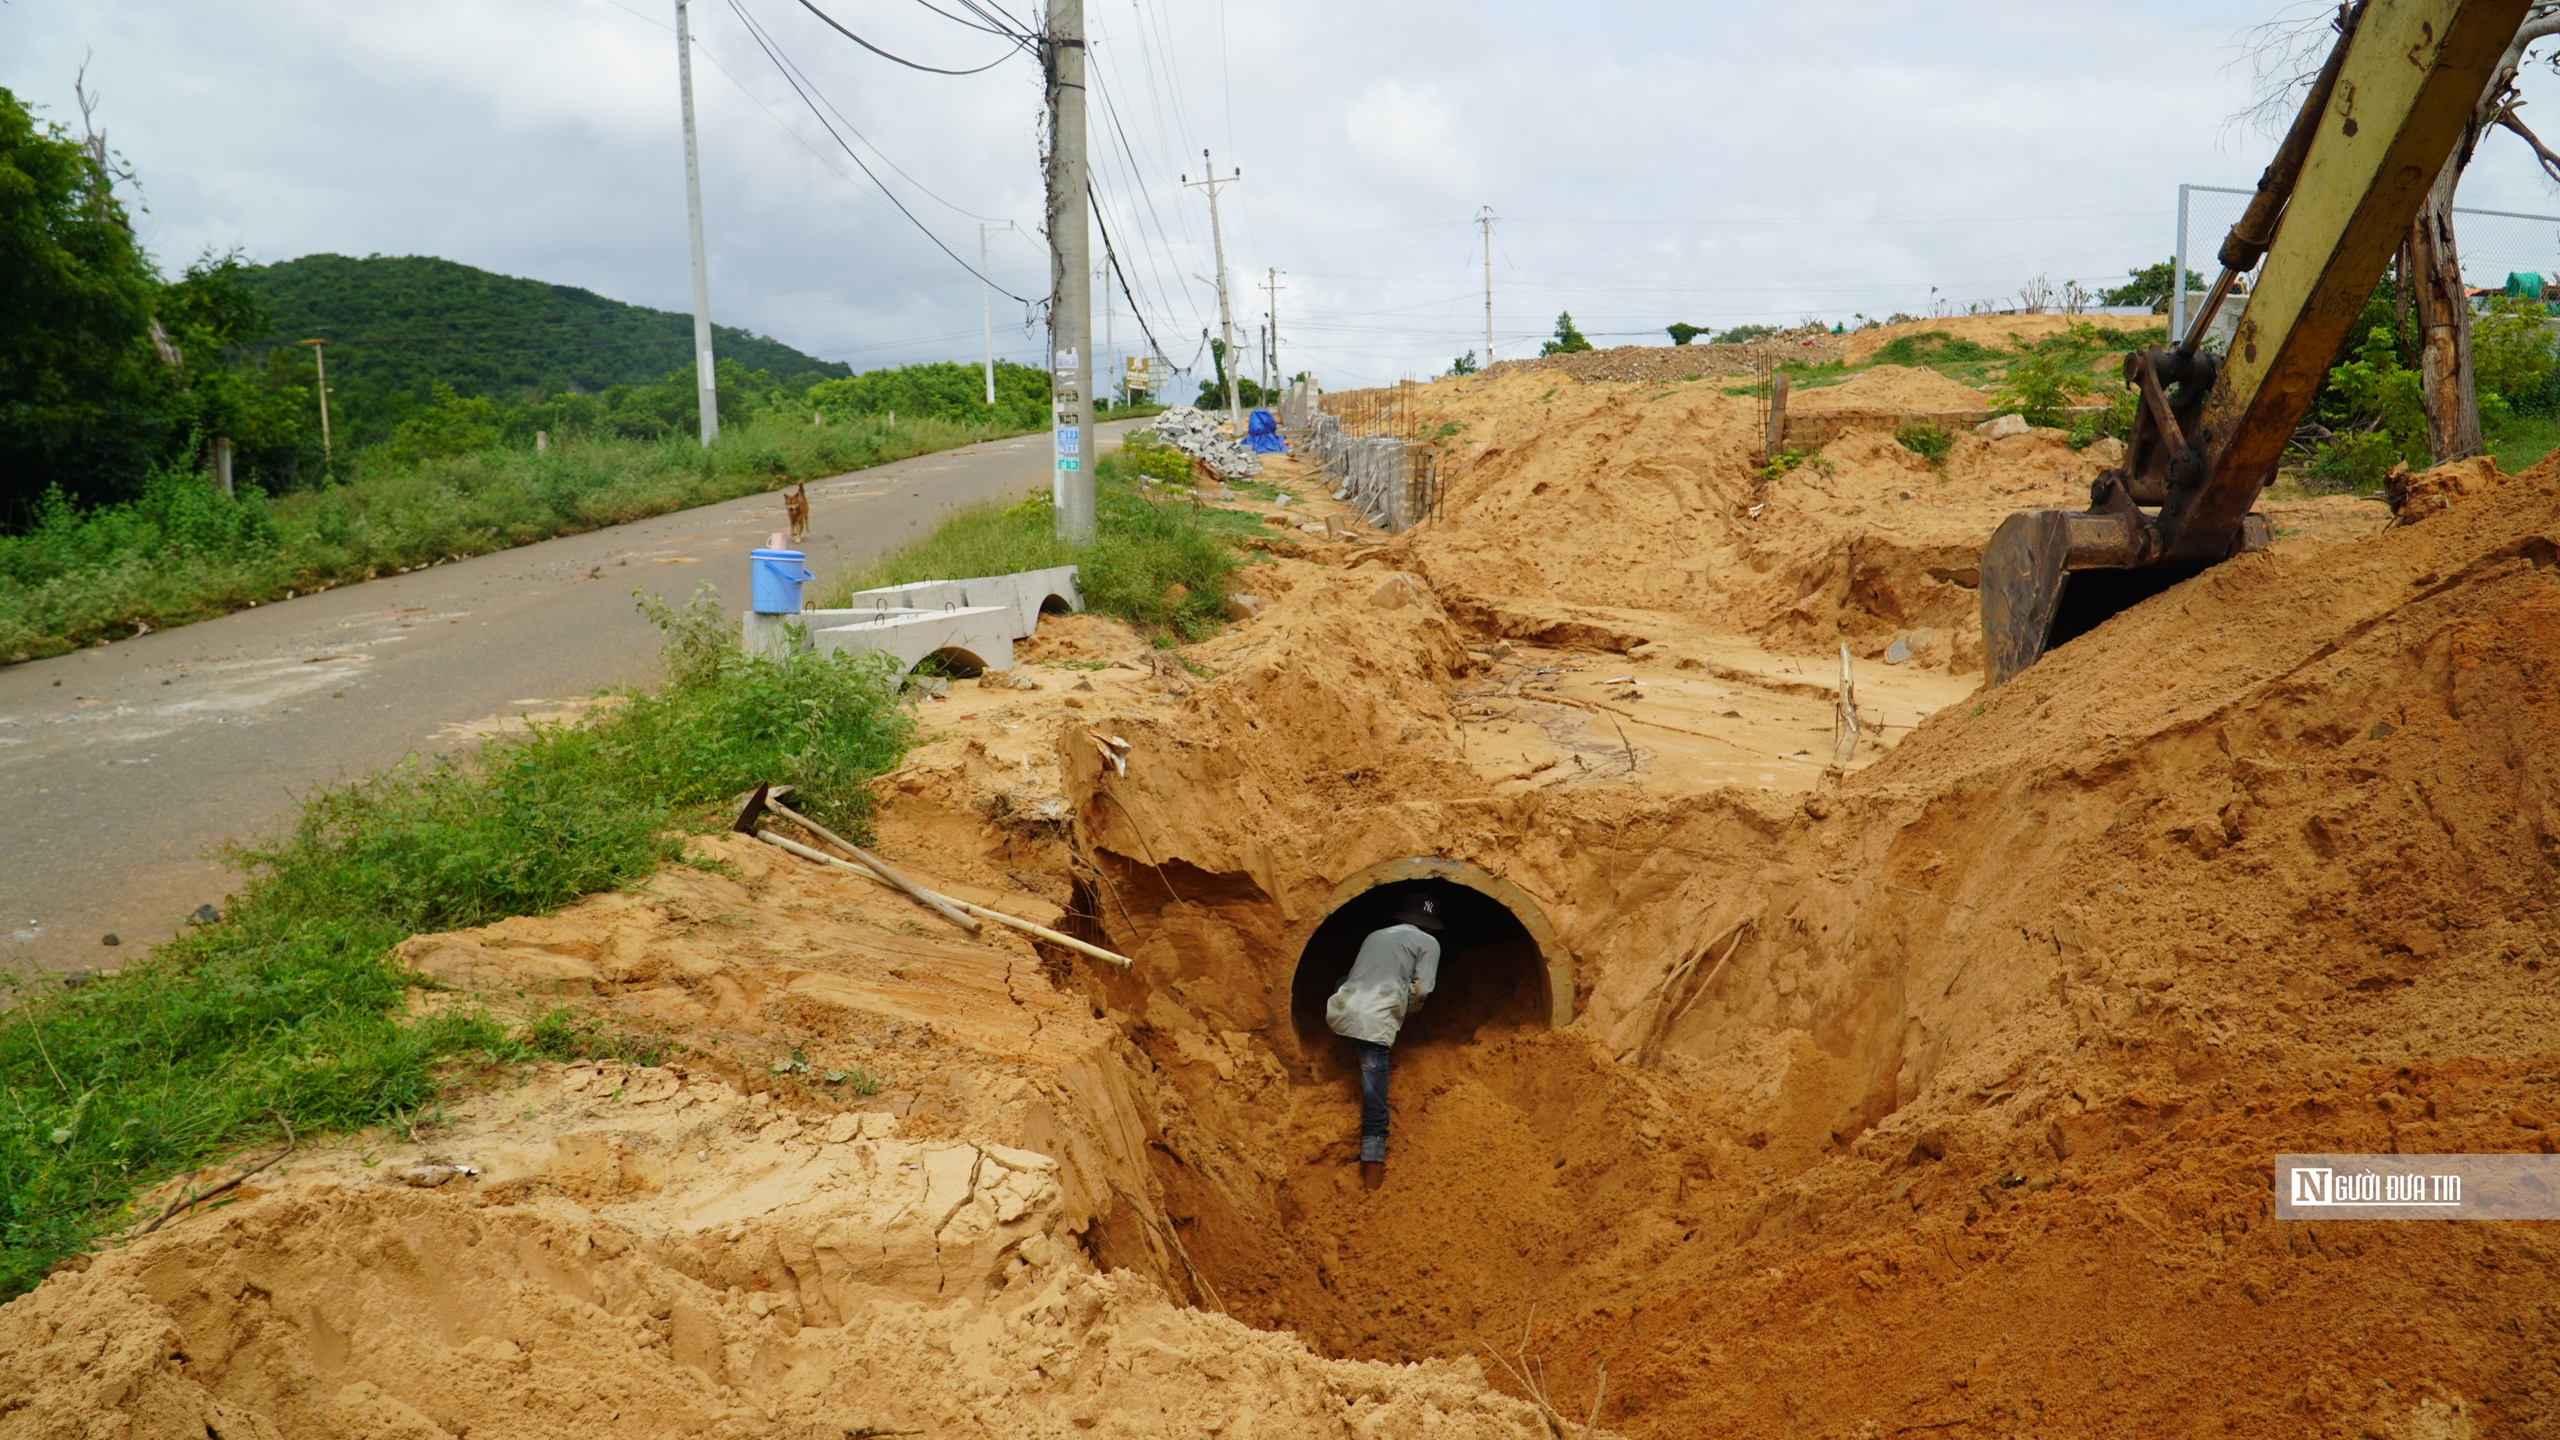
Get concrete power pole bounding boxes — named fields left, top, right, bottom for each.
left=1264, top=267, right=1284, bottom=389
left=299, top=338, right=333, bottom=466
left=1090, top=257, right=1111, bottom=412
left=1185, top=151, right=1241, bottom=434
left=980, top=220, right=1015, bottom=407
left=675, top=0, right=719, bottom=446
left=1046, top=0, right=1094, bottom=543
left=1477, top=206, right=1495, bottom=365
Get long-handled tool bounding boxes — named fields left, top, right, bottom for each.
left=730, top=783, right=1135, bottom=968
left=755, top=830, right=1133, bottom=969
left=733, top=782, right=979, bottom=934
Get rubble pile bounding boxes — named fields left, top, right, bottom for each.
left=1478, top=325, right=1846, bottom=386
left=1149, top=406, right=1263, bottom=479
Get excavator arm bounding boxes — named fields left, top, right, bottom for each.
left=1980, top=0, right=2529, bottom=684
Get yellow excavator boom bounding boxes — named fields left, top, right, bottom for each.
left=1980, top=0, right=2529, bottom=684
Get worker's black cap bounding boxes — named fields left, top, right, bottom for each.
left=1394, top=894, right=1447, bottom=931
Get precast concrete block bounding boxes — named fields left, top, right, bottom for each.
left=810, top=604, right=1016, bottom=677
left=840, top=564, right=1082, bottom=640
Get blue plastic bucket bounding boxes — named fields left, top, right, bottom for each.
left=749, top=548, right=814, bottom=614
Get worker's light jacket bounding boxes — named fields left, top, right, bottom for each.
left=1323, top=924, right=1442, bottom=1047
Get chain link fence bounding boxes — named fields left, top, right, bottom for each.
left=2174, top=182, right=2560, bottom=339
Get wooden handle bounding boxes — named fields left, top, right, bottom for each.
left=754, top=831, right=1133, bottom=969
left=765, top=798, right=980, bottom=936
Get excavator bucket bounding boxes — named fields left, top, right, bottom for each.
left=1979, top=512, right=2239, bottom=686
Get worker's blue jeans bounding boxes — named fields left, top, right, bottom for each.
left=1352, top=1040, right=1392, bottom=1163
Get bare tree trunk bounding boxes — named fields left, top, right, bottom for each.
left=2409, top=151, right=2482, bottom=464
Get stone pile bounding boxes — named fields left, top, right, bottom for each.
left=1150, top=406, right=1263, bottom=479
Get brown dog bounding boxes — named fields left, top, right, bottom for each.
left=783, top=481, right=810, bottom=541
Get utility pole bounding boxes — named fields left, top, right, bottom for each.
left=1045, top=0, right=1094, bottom=543
left=1184, top=150, right=1241, bottom=434
left=1477, top=206, right=1495, bottom=364
left=675, top=0, right=719, bottom=446
left=299, top=335, right=335, bottom=466
left=1264, top=267, right=1284, bottom=389
left=1097, top=258, right=1116, bottom=412
left=980, top=220, right=1015, bottom=406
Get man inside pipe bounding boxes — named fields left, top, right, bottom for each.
left=1323, top=891, right=1446, bottom=1191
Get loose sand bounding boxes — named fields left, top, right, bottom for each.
left=7, top=362, right=2552, bottom=1440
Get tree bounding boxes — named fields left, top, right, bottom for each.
left=2241, top=5, right=2560, bottom=463
left=0, top=85, right=169, bottom=518
left=1539, top=311, right=1593, bottom=356
left=2099, top=259, right=2203, bottom=311
left=1665, top=323, right=1704, bottom=347
left=1448, top=350, right=1479, bottom=375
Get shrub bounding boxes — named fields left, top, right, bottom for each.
left=2303, top=431, right=2405, bottom=494
left=2067, top=391, right=2137, bottom=450
left=1993, top=346, right=2097, bottom=427
left=1893, top=423, right=1953, bottom=464
left=2471, top=295, right=2557, bottom=412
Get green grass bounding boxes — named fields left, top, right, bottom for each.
left=0, top=413, right=1026, bottom=665
left=0, top=586, right=914, bottom=1297
left=2488, top=412, right=2560, bottom=475
left=819, top=449, right=1251, bottom=640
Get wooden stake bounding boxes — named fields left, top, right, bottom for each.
left=1832, top=643, right=1859, bottom=767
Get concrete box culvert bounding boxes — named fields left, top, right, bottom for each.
left=1282, top=857, right=1573, bottom=1062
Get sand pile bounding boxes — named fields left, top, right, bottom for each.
left=1785, top=363, right=1992, bottom=414
left=1373, top=366, right=2149, bottom=669
left=1841, top=311, right=2160, bottom=364
left=1477, top=325, right=1847, bottom=387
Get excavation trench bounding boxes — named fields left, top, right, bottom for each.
left=1086, top=854, right=1704, bottom=1365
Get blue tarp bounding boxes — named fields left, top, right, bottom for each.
left=1244, top=408, right=1288, bottom=453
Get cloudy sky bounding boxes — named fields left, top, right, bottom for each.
left=11, top=0, right=2560, bottom=390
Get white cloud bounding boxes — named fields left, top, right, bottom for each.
left=8, top=0, right=2560, bottom=391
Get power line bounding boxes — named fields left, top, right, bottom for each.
left=732, top=0, right=1011, bottom=221
left=724, top=0, right=1035, bottom=303
left=1088, top=182, right=1172, bottom=362
left=907, top=0, right=1028, bottom=42
left=794, top=0, right=1017, bottom=73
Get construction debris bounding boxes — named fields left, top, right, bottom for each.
left=1149, top=406, right=1263, bottom=479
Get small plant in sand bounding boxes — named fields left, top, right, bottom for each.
left=1893, top=423, right=1954, bottom=464
left=1760, top=445, right=1828, bottom=484
left=1993, top=337, right=2098, bottom=428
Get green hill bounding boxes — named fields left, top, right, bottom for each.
left=234, top=254, right=850, bottom=444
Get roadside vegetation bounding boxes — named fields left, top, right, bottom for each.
left=1, top=84, right=1111, bottom=664
left=0, top=414, right=1024, bottom=663
left=0, top=588, right=915, bottom=1298
left=821, top=435, right=1263, bottom=641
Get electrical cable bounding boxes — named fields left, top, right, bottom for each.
left=733, top=0, right=1012, bottom=221
left=907, top=0, right=1027, bottom=42
left=1088, top=183, right=1174, bottom=362
left=1086, top=63, right=1189, bottom=327
left=794, top=0, right=1016, bottom=73
left=725, top=0, right=1034, bottom=301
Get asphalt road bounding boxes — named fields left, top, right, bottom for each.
left=0, top=420, right=1137, bottom=976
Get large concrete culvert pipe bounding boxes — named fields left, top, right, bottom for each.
left=1284, top=858, right=1572, bottom=1066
